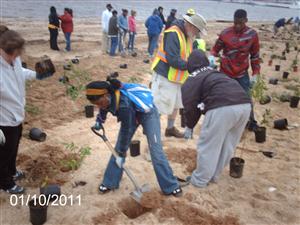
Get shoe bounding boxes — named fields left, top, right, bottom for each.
left=165, top=127, right=184, bottom=138
left=5, top=185, right=25, bottom=194
left=170, top=187, right=182, bottom=197
left=13, top=170, right=25, bottom=181
left=176, top=176, right=190, bottom=187
left=99, top=184, right=111, bottom=194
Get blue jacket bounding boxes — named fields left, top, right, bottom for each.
left=118, top=15, right=128, bottom=31
left=275, top=18, right=285, bottom=28
left=145, top=15, right=163, bottom=36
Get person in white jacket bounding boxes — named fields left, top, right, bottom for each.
left=0, top=27, right=52, bottom=194
left=101, top=3, right=113, bottom=53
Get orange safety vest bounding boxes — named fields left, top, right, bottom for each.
left=151, top=26, right=192, bottom=84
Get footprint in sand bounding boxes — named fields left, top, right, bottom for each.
left=252, top=193, right=270, bottom=201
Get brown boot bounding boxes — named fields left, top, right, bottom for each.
left=165, top=127, right=184, bottom=138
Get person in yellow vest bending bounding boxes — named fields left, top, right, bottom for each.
left=151, top=14, right=207, bottom=138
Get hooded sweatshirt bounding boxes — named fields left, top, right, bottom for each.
left=182, top=50, right=251, bottom=129
left=145, top=9, right=163, bottom=36
left=49, top=7, right=59, bottom=28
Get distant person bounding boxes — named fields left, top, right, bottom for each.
left=186, top=8, right=196, bottom=17
left=145, top=9, right=163, bottom=57
left=48, top=6, right=60, bottom=51
left=158, top=6, right=166, bottom=25
left=273, top=17, right=293, bottom=34
left=101, top=4, right=113, bottom=54
left=292, top=16, right=300, bottom=32
left=0, top=28, right=53, bottom=194
left=128, top=10, right=137, bottom=52
left=108, top=10, right=119, bottom=56
left=59, top=8, right=73, bottom=52
left=210, top=9, right=260, bottom=131
left=165, top=9, right=177, bottom=29
left=118, top=9, right=128, bottom=54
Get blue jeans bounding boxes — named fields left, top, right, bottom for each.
left=110, top=36, right=118, bottom=56
left=102, top=106, right=179, bottom=194
left=64, top=32, right=71, bottom=51
left=234, top=74, right=257, bottom=128
left=127, top=32, right=135, bottom=51
left=148, top=33, right=159, bottom=56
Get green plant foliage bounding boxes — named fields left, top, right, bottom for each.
left=250, top=75, right=268, bottom=102
left=25, top=103, right=40, bottom=115
left=260, top=109, right=272, bottom=126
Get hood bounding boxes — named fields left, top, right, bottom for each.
left=187, top=49, right=209, bottom=73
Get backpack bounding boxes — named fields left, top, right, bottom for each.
left=120, top=83, right=154, bottom=113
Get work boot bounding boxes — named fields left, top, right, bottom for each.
left=165, top=127, right=184, bottom=138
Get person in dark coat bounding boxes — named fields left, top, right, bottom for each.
left=165, top=9, right=177, bottom=29
left=158, top=6, right=166, bottom=25
left=48, top=6, right=60, bottom=51
left=108, top=10, right=119, bottom=56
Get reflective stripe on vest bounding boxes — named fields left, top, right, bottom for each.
left=195, top=39, right=206, bottom=52
left=48, top=24, right=59, bottom=29
left=151, top=26, right=192, bottom=84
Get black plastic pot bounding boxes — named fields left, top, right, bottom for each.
left=85, top=105, right=94, bottom=118
left=40, top=184, right=61, bottom=201
left=295, top=46, right=298, bottom=51
left=282, top=71, right=289, bottom=79
left=29, top=199, right=48, bottom=225
left=290, top=96, right=300, bottom=108
left=274, top=119, right=288, bottom=130
left=275, top=65, right=280, bottom=71
left=131, top=52, right=137, bottom=57
left=282, top=51, right=286, bottom=56
left=130, top=140, right=140, bottom=157
left=254, top=126, right=266, bottom=143
left=109, top=71, right=119, bottom=78
left=259, top=95, right=271, bottom=105
left=29, top=128, right=46, bottom=142
left=286, top=48, right=290, bottom=53
left=71, top=58, right=79, bottom=64
left=59, top=75, right=69, bottom=83
left=22, top=62, right=27, bottom=68
left=269, top=78, right=278, bottom=85
left=230, top=157, right=245, bottom=178
left=143, top=59, right=150, bottom=64
left=120, top=64, right=127, bottom=69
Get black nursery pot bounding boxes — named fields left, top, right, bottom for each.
left=131, top=52, right=137, bottom=57
left=120, top=64, right=127, bottom=69
left=274, top=118, right=288, bottom=130
left=290, top=96, right=300, bottom=108
left=29, top=199, right=48, bottom=225
left=29, top=128, right=46, bottom=142
left=40, top=184, right=61, bottom=201
left=130, top=140, right=140, bottom=157
left=230, top=157, right=245, bottom=178
left=269, top=78, right=278, bottom=85
left=275, top=65, right=280, bottom=71
left=71, top=58, right=79, bottom=64
left=85, top=105, right=94, bottom=118
left=143, top=59, right=150, bottom=64
left=254, top=126, right=266, bottom=143
left=282, top=71, right=289, bottom=79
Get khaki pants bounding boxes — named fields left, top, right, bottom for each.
left=102, top=31, right=110, bottom=53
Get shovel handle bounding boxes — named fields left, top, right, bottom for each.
left=91, top=127, right=107, bottom=141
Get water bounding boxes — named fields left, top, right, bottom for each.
left=1, top=0, right=299, bottom=21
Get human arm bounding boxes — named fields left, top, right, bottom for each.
left=211, top=34, right=224, bottom=57
left=250, top=32, right=260, bottom=76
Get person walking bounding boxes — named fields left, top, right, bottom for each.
left=108, top=10, right=119, bottom=56
left=145, top=9, right=163, bottom=57
left=210, top=9, right=260, bottom=131
left=101, top=3, right=113, bottom=54
left=165, top=9, right=177, bottom=29
left=182, top=49, right=251, bottom=188
left=127, top=10, right=137, bottom=52
left=48, top=6, right=60, bottom=51
left=158, top=6, right=166, bottom=25
left=150, top=13, right=207, bottom=138
left=59, top=8, right=73, bottom=52
left=118, top=9, right=128, bottom=54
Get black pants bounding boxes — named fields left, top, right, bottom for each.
left=49, top=28, right=59, bottom=50
left=0, top=124, right=22, bottom=189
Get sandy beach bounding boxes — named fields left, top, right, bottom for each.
left=0, top=17, right=299, bottom=225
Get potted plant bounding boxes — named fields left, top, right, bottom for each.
left=291, top=51, right=298, bottom=72
left=290, top=88, right=300, bottom=108
left=39, top=176, right=61, bottom=202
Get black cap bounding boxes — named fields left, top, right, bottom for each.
left=106, top=4, right=112, bottom=9
left=187, top=50, right=209, bottom=73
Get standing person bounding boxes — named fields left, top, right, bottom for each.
left=165, top=9, right=177, bottom=29
left=145, top=9, right=163, bottom=57
left=210, top=9, right=260, bottom=131
left=108, top=10, right=119, bottom=56
left=182, top=50, right=251, bottom=188
left=128, top=10, right=137, bottom=53
left=158, top=6, right=166, bottom=25
left=101, top=3, right=113, bottom=54
left=59, top=8, right=73, bottom=52
left=273, top=17, right=293, bottom=35
left=118, top=9, right=128, bottom=54
left=85, top=78, right=182, bottom=197
left=48, top=6, right=60, bottom=51
left=0, top=29, right=53, bottom=194
left=151, top=13, right=207, bottom=138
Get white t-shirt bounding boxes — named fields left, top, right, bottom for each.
left=101, top=9, right=112, bottom=33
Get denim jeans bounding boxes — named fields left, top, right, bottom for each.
left=148, top=33, right=159, bottom=56
left=127, top=32, right=135, bottom=51
left=64, top=32, right=71, bottom=51
left=234, top=73, right=257, bottom=128
left=118, top=30, right=127, bottom=53
left=110, top=36, right=118, bottom=56
left=102, top=97, right=179, bottom=194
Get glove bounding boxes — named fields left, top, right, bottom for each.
left=208, top=55, right=216, bottom=68
left=184, top=127, right=193, bottom=140
left=93, top=121, right=103, bottom=131
left=0, top=129, right=6, bottom=145
left=115, top=156, right=125, bottom=168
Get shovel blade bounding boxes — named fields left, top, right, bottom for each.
left=129, top=184, right=151, bottom=203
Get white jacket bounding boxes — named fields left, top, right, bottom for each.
left=0, top=56, right=36, bottom=126
left=101, top=9, right=112, bottom=33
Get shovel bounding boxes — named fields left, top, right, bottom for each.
left=91, top=127, right=150, bottom=203
left=237, top=146, right=276, bottom=158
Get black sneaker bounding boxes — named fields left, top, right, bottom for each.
left=13, top=170, right=25, bottom=181
left=98, top=184, right=111, bottom=194
left=171, top=187, right=183, bottom=197
left=5, top=185, right=25, bottom=194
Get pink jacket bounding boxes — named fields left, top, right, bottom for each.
left=128, top=16, right=136, bottom=33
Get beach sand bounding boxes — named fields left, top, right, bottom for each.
left=0, top=18, right=299, bottom=225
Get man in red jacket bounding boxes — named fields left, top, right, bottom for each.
left=59, top=8, right=73, bottom=52
left=211, top=9, right=260, bottom=131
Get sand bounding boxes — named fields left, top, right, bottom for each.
left=0, top=17, right=299, bottom=225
